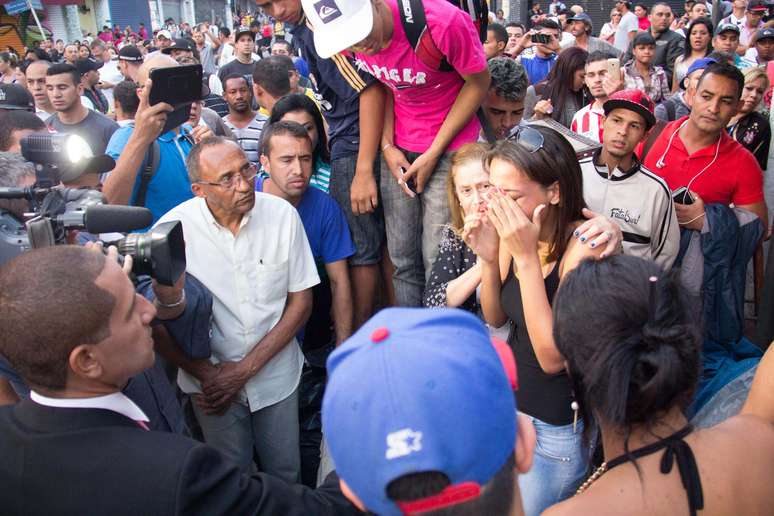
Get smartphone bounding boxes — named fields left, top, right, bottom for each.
left=607, top=58, right=620, bottom=79
left=399, top=167, right=417, bottom=194
left=531, top=33, right=551, bottom=44
left=672, top=187, right=695, bottom=205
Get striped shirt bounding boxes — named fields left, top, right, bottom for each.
left=579, top=149, right=680, bottom=270
left=224, top=112, right=269, bottom=165
left=571, top=102, right=605, bottom=144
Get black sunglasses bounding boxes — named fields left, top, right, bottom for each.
left=506, top=126, right=545, bottom=153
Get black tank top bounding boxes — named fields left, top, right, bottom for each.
left=500, top=260, right=574, bottom=425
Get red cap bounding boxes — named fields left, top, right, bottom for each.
left=603, top=89, right=657, bottom=130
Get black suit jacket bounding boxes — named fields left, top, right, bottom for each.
left=0, top=400, right=361, bottom=516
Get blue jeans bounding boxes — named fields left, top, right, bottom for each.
left=192, top=388, right=300, bottom=483
left=380, top=151, right=451, bottom=307
left=518, top=415, right=591, bottom=516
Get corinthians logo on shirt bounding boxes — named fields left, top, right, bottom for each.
left=610, top=207, right=641, bottom=225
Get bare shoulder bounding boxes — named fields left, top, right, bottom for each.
left=541, top=488, right=636, bottom=516
left=708, top=414, right=774, bottom=448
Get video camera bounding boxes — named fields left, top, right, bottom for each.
left=0, top=133, right=186, bottom=286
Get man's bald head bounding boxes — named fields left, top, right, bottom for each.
left=137, top=54, right=178, bottom=85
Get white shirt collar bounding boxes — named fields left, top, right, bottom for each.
left=30, top=391, right=149, bottom=423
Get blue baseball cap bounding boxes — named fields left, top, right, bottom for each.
left=322, top=308, right=517, bottom=516
left=680, top=57, right=718, bottom=90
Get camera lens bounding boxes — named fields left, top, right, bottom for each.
left=116, top=221, right=186, bottom=286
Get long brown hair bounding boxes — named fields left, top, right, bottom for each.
left=485, top=126, right=586, bottom=262
left=447, top=143, right=490, bottom=234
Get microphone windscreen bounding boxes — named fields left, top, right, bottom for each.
left=83, top=205, right=153, bottom=234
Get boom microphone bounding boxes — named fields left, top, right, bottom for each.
left=57, top=205, right=153, bottom=234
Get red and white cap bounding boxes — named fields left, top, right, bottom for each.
left=603, top=89, right=657, bottom=130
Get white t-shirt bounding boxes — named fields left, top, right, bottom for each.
left=218, top=43, right=235, bottom=67
left=614, top=11, right=639, bottom=52
left=99, top=59, right=124, bottom=111
left=157, top=195, right=320, bottom=412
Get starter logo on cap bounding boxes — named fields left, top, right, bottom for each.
left=314, top=0, right=342, bottom=22
left=386, top=428, right=423, bottom=459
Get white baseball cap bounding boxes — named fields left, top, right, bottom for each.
left=156, top=29, right=172, bottom=40
left=301, top=0, right=374, bottom=58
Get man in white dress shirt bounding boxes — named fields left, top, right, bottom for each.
left=156, top=136, right=319, bottom=482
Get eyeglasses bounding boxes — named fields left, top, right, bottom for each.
left=506, top=126, right=545, bottom=153
left=195, top=163, right=258, bottom=189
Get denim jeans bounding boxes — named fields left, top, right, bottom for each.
left=380, top=151, right=451, bottom=307
left=518, top=414, right=591, bottom=516
left=193, top=388, right=300, bottom=483
left=329, top=154, right=385, bottom=266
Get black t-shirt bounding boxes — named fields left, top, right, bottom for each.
left=47, top=109, right=119, bottom=156
left=218, top=58, right=258, bottom=89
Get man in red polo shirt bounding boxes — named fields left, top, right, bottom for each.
left=639, top=61, right=768, bottom=232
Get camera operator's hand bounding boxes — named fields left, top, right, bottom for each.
left=403, top=150, right=439, bottom=194
left=383, top=144, right=415, bottom=198
left=134, top=79, right=174, bottom=146
left=152, top=270, right=186, bottom=320
left=190, top=124, right=214, bottom=144
left=84, top=241, right=133, bottom=275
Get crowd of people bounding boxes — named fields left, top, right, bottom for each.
left=0, top=0, right=773, bottom=514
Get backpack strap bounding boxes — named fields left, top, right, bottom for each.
left=133, top=140, right=160, bottom=208
left=399, top=0, right=453, bottom=72
left=640, top=120, right=667, bottom=162
left=477, top=107, right=497, bottom=144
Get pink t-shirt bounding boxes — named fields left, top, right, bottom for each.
left=354, top=0, right=487, bottom=153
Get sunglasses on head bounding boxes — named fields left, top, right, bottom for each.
left=506, top=126, right=545, bottom=154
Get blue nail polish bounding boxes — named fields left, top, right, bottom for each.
left=590, top=242, right=596, bottom=248
left=574, top=230, right=580, bottom=237
left=580, top=236, right=586, bottom=242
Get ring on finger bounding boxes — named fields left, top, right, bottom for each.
left=603, top=230, right=613, bottom=240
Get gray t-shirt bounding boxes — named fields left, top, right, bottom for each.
left=47, top=109, right=119, bottom=155
left=198, top=43, right=217, bottom=75
left=614, top=11, right=639, bottom=52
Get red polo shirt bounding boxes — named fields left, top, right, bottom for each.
left=637, top=116, right=764, bottom=206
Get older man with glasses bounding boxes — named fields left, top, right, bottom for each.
left=155, top=136, right=320, bottom=483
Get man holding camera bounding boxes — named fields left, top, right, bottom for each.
left=511, top=19, right=561, bottom=85
left=103, top=55, right=212, bottom=223
left=0, top=245, right=358, bottom=515
left=156, top=136, right=319, bottom=483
